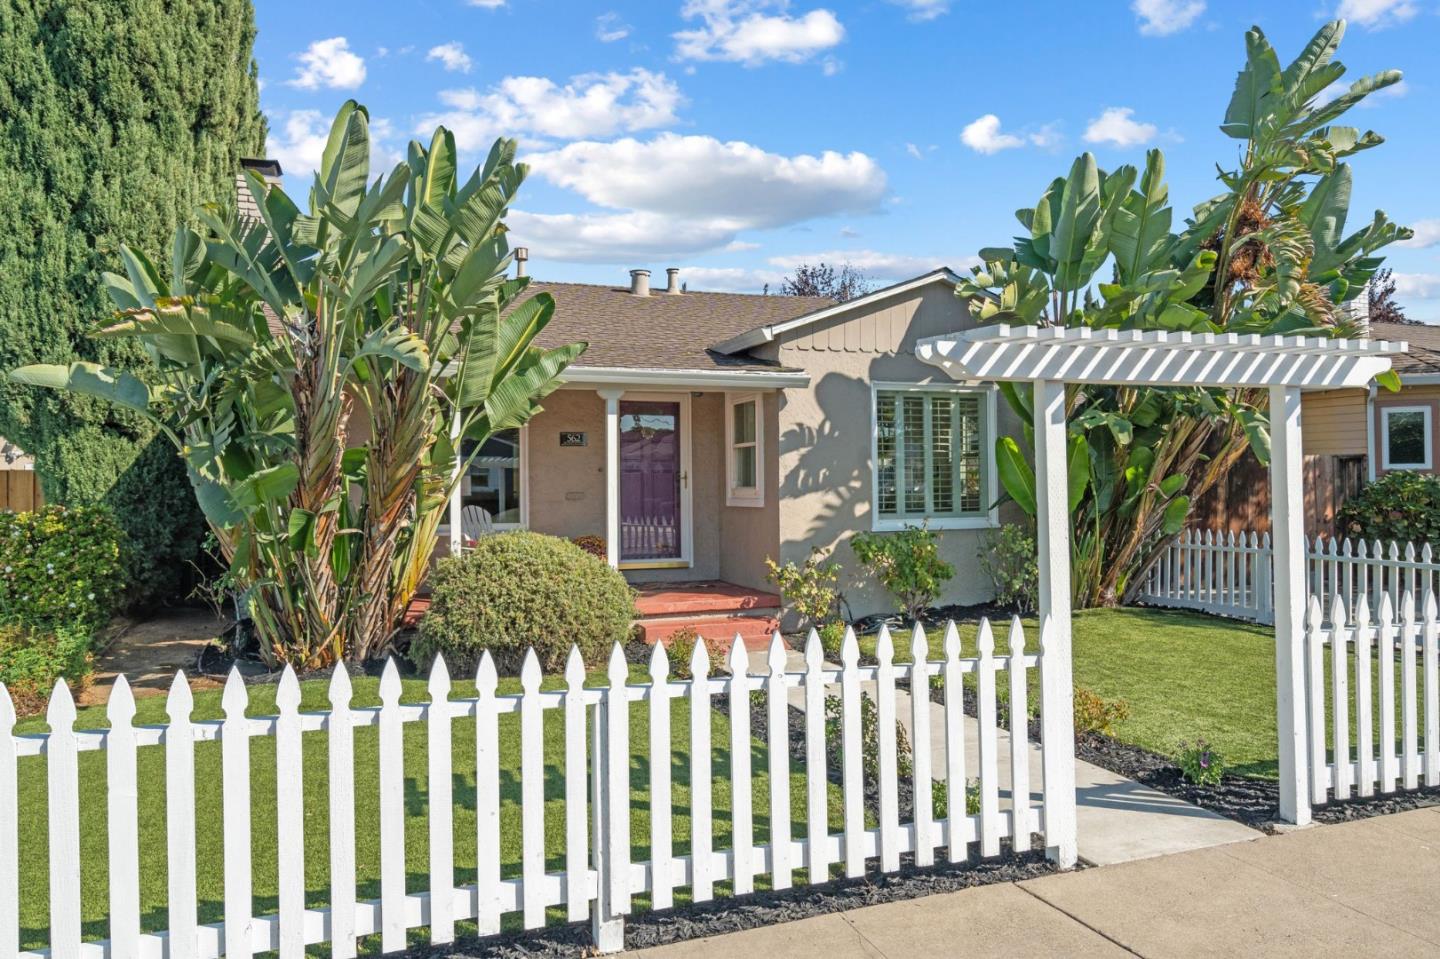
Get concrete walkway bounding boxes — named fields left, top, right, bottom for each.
left=750, top=647, right=1256, bottom=868
left=629, top=806, right=1440, bottom=958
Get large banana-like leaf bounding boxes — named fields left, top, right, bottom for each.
left=1110, top=150, right=1173, bottom=283
left=316, top=100, right=370, bottom=222
left=9, top=362, right=152, bottom=414
left=1050, top=154, right=1104, bottom=292
left=994, top=436, right=1036, bottom=517
left=1221, top=26, right=1283, bottom=140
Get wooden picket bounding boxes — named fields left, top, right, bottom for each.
left=6, top=615, right=1064, bottom=959
left=1305, top=589, right=1440, bottom=807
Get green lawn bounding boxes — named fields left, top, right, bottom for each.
left=13, top=664, right=844, bottom=952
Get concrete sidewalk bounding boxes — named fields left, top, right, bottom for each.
left=629, top=807, right=1440, bottom=958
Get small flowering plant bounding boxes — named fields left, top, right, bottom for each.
left=0, top=505, right=126, bottom=632
left=1176, top=738, right=1226, bottom=787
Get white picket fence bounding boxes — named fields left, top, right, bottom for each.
left=1303, top=591, right=1440, bottom=804
left=1140, top=529, right=1440, bottom=625
left=3, top=619, right=1075, bottom=959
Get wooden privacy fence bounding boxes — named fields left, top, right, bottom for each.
left=3, top=620, right=1075, bottom=959
left=1303, top=591, right=1440, bottom=807
left=1139, top=529, right=1440, bottom=625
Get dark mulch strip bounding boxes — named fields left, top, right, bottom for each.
left=411, top=848, right=1056, bottom=959
left=1073, top=730, right=1440, bottom=830
left=849, top=603, right=1013, bottom=636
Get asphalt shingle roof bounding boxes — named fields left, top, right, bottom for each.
left=1371, top=321, right=1440, bottom=375
left=522, top=280, right=834, bottom=371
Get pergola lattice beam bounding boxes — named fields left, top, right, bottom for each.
left=916, top=325, right=1406, bottom=390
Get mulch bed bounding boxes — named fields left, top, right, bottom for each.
left=415, top=850, right=1054, bottom=959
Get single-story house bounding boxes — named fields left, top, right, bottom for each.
left=439, top=258, right=1022, bottom=640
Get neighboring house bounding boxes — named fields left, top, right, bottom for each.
left=1191, top=320, right=1440, bottom=537
left=441, top=260, right=1020, bottom=627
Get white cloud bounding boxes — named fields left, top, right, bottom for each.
left=767, top=248, right=971, bottom=281
left=674, top=0, right=844, bottom=66
left=596, top=12, right=631, bottom=42
left=1400, top=219, right=1440, bottom=249
left=1394, top=273, right=1440, bottom=300
left=467, top=0, right=506, bottom=7
left=287, top=37, right=366, bottom=90
left=528, top=134, right=885, bottom=229
left=1083, top=107, right=1158, bottom=147
left=676, top=266, right=786, bottom=292
left=1338, top=0, right=1419, bottom=29
left=961, top=115, right=1024, bottom=154
left=905, top=142, right=924, bottom=159
left=724, top=240, right=761, bottom=251
left=426, top=42, right=472, bottom=73
left=960, top=115, right=1058, bottom=155
left=1132, top=0, right=1205, bottom=36
left=512, top=133, right=887, bottom=261
left=418, top=69, right=683, bottom=149
left=888, top=0, right=949, bottom=20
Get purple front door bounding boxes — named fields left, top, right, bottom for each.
left=619, top=400, right=682, bottom=561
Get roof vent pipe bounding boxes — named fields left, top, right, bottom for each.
left=629, top=269, right=650, bottom=296
left=515, top=246, right=529, bottom=279
left=666, top=267, right=681, bottom=294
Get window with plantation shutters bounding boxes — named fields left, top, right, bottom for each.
left=873, top=386, right=986, bottom=526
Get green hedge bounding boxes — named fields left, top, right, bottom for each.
left=411, top=531, right=635, bottom=674
left=0, top=504, right=126, bottom=632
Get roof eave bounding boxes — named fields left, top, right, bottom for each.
left=558, top=365, right=810, bottom=390
left=710, top=267, right=965, bottom=356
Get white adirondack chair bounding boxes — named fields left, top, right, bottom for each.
left=459, top=505, right=496, bottom=550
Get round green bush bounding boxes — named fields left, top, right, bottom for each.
left=410, top=531, right=636, bottom=674
left=1336, top=471, right=1440, bottom=546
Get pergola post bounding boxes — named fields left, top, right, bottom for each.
left=1034, top=378, right=1077, bottom=867
left=1269, top=384, right=1311, bottom=825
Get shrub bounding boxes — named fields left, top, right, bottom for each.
left=0, top=505, right=127, bottom=632
left=411, top=531, right=635, bottom=674
left=818, top=620, right=847, bottom=659
left=572, top=535, right=607, bottom=559
left=0, top=623, right=93, bottom=715
left=665, top=628, right=725, bottom=680
left=851, top=524, right=955, bottom=622
left=1336, top=471, right=1440, bottom=546
left=765, top=549, right=844, bottom=628
left=932, top=778, right=982, bottom=819
left=1176, top=739, right=1226, bottom=786
left=825, top=692, right=913, bottom=779
left=979, top=524, right=1039, bottom=614
left=1073, top=686, right=1131, bottom=736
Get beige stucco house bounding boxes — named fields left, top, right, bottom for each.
left=442, top=261, right=1020, bottom=631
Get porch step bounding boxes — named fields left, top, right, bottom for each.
left=633, top=581, right=781, bottom=617
left=636, top=613, right=783, bottom=651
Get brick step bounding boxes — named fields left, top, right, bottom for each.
left=636, top=613, right=783, bottom=651
left=633, top=582, right=782, bottom=618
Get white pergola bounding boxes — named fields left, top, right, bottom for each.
left=917, top=324, right=1407, bottom=829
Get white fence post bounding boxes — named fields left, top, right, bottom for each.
left=1038, top=616, right=1077, bottom=868
left=589, top=690, right=624, bottom=953
left=220, top=669, right=254, bottom=959
left=275, top=667, right=305, bottom=959
left=426, top=656, right=456, bottom=944
left=106, top=677, right=140, bottom=959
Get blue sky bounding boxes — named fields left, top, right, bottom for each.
left=253, top=0, right=1440, bottom=319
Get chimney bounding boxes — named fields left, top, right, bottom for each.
left=515, top=246, right=529, bottom=279
left=665, top=267, right=682, bottom=294
left=629, top=268, right=651, bottom=296
left=236, top=158, right=283, bottom=223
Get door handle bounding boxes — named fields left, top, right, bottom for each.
left=681, top=470, right=688, bottom=490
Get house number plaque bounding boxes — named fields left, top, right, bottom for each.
left=559, top=431, right=587, bottom=447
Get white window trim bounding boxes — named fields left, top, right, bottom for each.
left=442, top=423, right=531, bottom=539
left=869, top=381, right=999, bottom=532
left=1381, top=405, right=1433, bottom=471
left=725, top=391, right=765, bottom=508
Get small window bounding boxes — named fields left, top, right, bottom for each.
left=873, top=385, right=989, bottom=529
left=726, top=393, right=764, bottom=507
left=1382, top=406, right=1432, bottom=471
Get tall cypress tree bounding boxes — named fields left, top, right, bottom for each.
left=0, top=0, right=266, bottom=607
